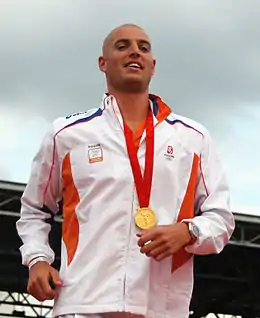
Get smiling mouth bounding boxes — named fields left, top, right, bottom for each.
left=125, top=62, right=142, bottom=70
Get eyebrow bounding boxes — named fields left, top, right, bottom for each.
left=114, top=38, right=151, bottom=47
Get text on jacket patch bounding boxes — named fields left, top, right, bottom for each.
left=88, top=144, right=103, bottom=163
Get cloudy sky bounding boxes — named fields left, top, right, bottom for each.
left=0, top=0, right=259, bottom=215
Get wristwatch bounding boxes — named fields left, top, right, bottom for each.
left=186, top=222, right=200, bottom=242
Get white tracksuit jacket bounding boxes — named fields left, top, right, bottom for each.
left=16, top=94, right=235, bottom=318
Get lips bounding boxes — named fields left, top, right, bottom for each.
left=124, top=61, right=143, bottom=69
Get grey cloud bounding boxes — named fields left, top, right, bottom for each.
left=1, top=0, right=260, bottom=119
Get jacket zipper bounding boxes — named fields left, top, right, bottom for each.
left=120, top=112, right=150, bottom=306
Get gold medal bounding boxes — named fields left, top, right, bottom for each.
left=135, top=207, right=157, bottom=229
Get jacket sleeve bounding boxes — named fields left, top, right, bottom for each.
left=182, top=130, right=235, bottom=255
left=16, top=125, right=61, bottom=266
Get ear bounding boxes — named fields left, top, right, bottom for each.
left=151, top=59, right=156, bottom=76
left=98, top=56, right=106, bottom=73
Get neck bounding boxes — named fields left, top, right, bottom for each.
left=109, top=90, right=150, bottom=131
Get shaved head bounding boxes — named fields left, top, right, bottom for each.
left=102, top=24, right=148, bottom=56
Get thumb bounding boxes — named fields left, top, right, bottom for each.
left=50, top=268, right=63, bottom=287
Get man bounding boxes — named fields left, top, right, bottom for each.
left=16, top=24, right=235, bottom=318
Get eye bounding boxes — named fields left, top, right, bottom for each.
left=139, top=44, right=150, bottom=52
left=116, top=42, right=128, bottom=50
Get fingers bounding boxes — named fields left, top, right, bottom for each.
left=136, top=229, right=149, bottom=237
left=146, top=245, right=168, bottom=261
left=137, top=230, right=158, bottom=247
left=50, top=268, right=63, bottom=288
left=137, top=225, right=184, bottom=262
left=154, top=250, right=172, bottom=262
left=27, top=264, right=62, bottom=302
left=28, top=274, right=56, bottom=301
left=140, top=239, right=162, bottom=255
left=139, top=239, right=172, bottom=261
left=38, top=274, right=57, bottom=299
left=27, top=283, right=49, bottom=302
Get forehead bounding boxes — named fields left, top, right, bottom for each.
left=108, top=26, right=151, bottom=48
left=102, top=26, right=152, bottom=56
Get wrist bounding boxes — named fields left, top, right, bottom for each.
left=28, top=256, right=51, bottom=270
left=183, top=222, right=199, bottom=245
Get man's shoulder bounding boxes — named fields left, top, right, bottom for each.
left=165, top=112, right=209, bottom=137
left=51, top=107, right=103, bottom=135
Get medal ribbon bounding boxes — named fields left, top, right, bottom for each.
left=123, top=109, right=154, bottom=208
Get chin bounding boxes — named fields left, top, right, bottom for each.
left=123, top=74, right=145, bottom=85
left=124, top=73, right=143, bottom=80
left=122, top=81, right=146, bottom=93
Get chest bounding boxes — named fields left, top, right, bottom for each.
left=60, top=126, right=199, bottom=191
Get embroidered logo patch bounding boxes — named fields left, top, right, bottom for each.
left=88, top=144, right=103, bottom=163
left=167, top=145, right=173, bottom=154
left=164, top=145, right=175, bottom=159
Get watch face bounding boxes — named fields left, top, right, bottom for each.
left=193, top=225, right=200, bottom=237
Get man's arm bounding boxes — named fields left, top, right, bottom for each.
left=183, top=130, right=235, bottom=255
left=137, top=129, right=235, bottom=261
left=16, top=124, right=63, bottom=301
left=16, top=125, right=61, bottom=266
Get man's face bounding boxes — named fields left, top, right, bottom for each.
left=99, top=26, right=156, bottom=93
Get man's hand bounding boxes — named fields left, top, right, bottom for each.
left=27, top=261, right=62, bottom=302
left=137, top=223, right=191, bottom=261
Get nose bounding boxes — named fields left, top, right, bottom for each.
left=129, top=42, right=141, bottom=57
